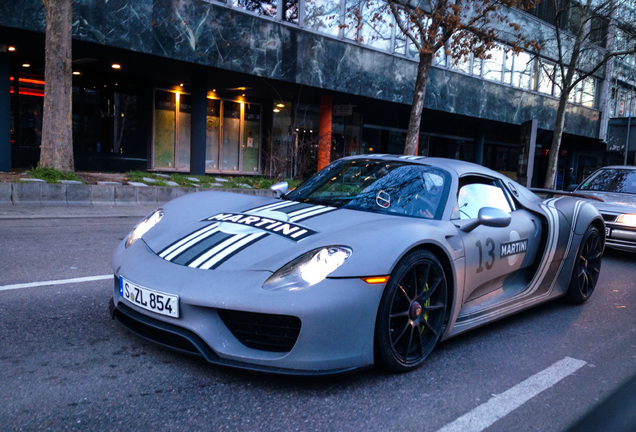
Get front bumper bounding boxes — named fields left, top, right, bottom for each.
left=604, top=222, right=636, bottom=253
left=110, top=240, right=386, bottom=375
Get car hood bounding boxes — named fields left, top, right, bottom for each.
left=140, top=190, right=448, bottom=276
left=576, top=190, right=636, bottom=212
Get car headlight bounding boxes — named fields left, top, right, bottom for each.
left=125, top=209, right=164, bottom=248
left=616, top=214, right=636, bottom=227
left=262, top=246, right=352, bottom=291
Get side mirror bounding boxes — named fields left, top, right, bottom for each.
left=460, top=207, right=512, bottom=233
left=270, top=181, right=289, bottom=198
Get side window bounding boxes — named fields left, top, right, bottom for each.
left=457, top=181, right=513, bottom=220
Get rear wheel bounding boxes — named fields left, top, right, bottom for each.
left=375, top=250, right=448, bottom=372
left=567, top=225, right=603, bottom=304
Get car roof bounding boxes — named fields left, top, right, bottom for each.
left=592, top=165, right=636, bottom=171
left=342, top=154, right=504, bottom=178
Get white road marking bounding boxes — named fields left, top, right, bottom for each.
left=0, top=275, right=112, bottom=292
left=437, top=357, right=587, bottom=432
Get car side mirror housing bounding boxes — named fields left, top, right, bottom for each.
left=271, top=181, right=289, bottom=197
left=460, top=207, right=512, bottom=233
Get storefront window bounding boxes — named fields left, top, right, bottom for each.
left=153, top=90, right=261, bottom=173
left=243, top=104, right=261, bottom=172
left=222, top=101, right=241, bottom=171
left=177, top=93, right=191, bottom=170
left=206, top=99, right=221, bottom=170
left=153, top=90, right=176, bottom=169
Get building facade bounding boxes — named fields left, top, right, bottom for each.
left=0, top=0, right=634, bottom=187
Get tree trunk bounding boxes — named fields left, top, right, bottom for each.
left=403, top=52, right=433, bottom=155
left=543, top=96, right=568, bottom=189
left=40, top=0, right=74, bottom=171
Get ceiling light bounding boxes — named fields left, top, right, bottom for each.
left=276, top=103, right=285, bottom=108
left=72, top=71, right=81, bottom=75
left=8, top=46, right=16, bottom=52
left=111, top=63, right=121, bottom=69
left=21, top=63, right=30, bottom=68
left=273, top=108, right=280, bottom=113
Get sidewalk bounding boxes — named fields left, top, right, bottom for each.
left=0, top=180, right=275, bottom=218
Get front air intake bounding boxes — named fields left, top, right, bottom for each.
left=218, top=309, right=301, bottom=352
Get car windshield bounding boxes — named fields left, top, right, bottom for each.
left=286, top=159, right=450, bottom=219
left=578, top=168, right=636, bottom=195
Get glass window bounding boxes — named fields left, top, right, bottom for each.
left=538, top=61, right=555, bottom=95
left=231, top=0, right=277, bottom=18
left=304, top=0, right=342, bottom=37
left=287, top=159, right=450, bottom=220
left=357, top=1, right=393, bottom=51
left=283, top=0, right=299, bottom=23
left=153, top=90, right=176, bottom=169
left=581, top=77, right=596, bottom=108
left=457, top=182, right=513, bottom=220
left=177, top=93, right=191, bottom=170
left=449, top=53, right=472, bottom=75
left=512, top=51, right=533, bottom=90
left=578, top=168, right=636, bottom=194
left=222, top=101, right=241, bottom=171
left=206, top=99, right=220, bottom=171
left=482, top=45, right=505, bottom=82
left=242, top=104, right=261, bottom=172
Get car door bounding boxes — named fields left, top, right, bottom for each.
left=455, top=176, right=541, bottom=303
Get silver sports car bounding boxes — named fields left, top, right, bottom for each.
left=110, top=155, right=604, bottom=375
left=572, top=165, right=636, bottom=252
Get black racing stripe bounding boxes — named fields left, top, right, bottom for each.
left=276, top=203, right=316, bottom=214
left=246, top=201, right=314, bottom=214
left=207, top=235, right=266, bottom=270
left=171, top=232, right=235, bottom=266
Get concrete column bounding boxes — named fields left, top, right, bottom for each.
left=0, top=53, right=10, bottom=172
left=318, top=95, right=332, bottom=171
left=190, top=69, right=207, bottom=175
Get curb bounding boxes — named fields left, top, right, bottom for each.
left=0, top=182, right=275, bottom=205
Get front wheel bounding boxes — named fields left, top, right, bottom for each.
left=566, top=225, right=603, bottom=304
left=375, top=250, right=448, bottom=372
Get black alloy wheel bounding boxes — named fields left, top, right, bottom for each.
left=567, top=225, right=603, bottom=304
left=375, top=249, right=448, bottom=372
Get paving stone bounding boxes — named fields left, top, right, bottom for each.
left=186, top=177, right=201, bottom=183
left=127, top=181, right=148, bottom=187
left=165, top=181, right=179, bottom=187
left=142, top=177, right=158, bottom=183
left=19, top=178, right=46, bottom=183
left=97, top=181, right=122, bottom=186
left=58, top=180, right=82, bottom=184
left=215, top=178, right=229, bottom=182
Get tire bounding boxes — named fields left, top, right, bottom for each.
left=375, top=249, right=448, bottom=372
left=566, top=225, right=603, bottom=304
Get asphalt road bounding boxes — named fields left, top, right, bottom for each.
left=1, top=206, right=635, bottom=432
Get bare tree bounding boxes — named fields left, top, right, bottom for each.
left=40, top=0, right=74, bottom=171
left=541, top=0, right=636, bottom=189
left=353, top=0, right=538, bottom=155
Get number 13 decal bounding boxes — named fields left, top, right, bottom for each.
left=476, top=238, right=495, bottom=273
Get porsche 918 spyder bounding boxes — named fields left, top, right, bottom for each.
left=110, top=154, right=604, bottom=375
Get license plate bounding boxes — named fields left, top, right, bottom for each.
left=119, top=277, right=179, bottom=318
left=605, top=227, right=611, bottom=237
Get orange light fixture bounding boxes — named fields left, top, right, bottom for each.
left=111, top=63, right=121, bottom=69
